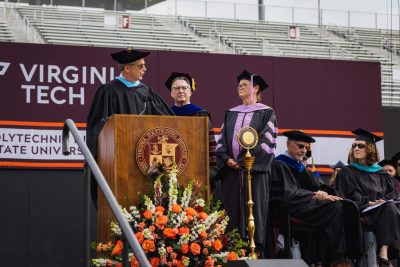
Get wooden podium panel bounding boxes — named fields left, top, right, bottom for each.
left=97, top=114, right=209, bottom=241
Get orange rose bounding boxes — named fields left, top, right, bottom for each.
left=199, top=231, right=207, bottom=238
left=185, top=207, right=196, bottom=217
left=142, top=239, right=156, bottom=252
left=198, top=212, right=208, bottom=221
left=166, top=246, right=173, bottom=253
left=203, top=248, right=209, bottom=255
left=172, top=203, right=182, bottom=213
left=135, top=232, right=144, bottom=244
left=155, top=215, right=168, bottom=229
left=170, top=252, right=177, bottom=259
left=155, top=206, right=165, bottom=214
left=130, top=257, right=139, bottom=267
left=138, top=222, right=145, bottom=230
left=190, top=242, right=201, bottom=255
left=150, top=257, right=160, bottom=267
left=148, top=225, right=155, bottom=232
left=111, top=239, right=123, bottom=256
left=203, top=240, right=211, bottom=247
left=163, top=228, right=177, bottom=239
left=213, top=239, right=223, bottom=251
left=205, top=256, right=215, bottom=267
left=178, top=227, right=190, bottom=235
left=116, top=263, right=122, bottom=267
left=227, top=251, right=238, bottom=261
left=181, top=243, right=189, bottom=254
left=143, top=210, right=152, bottom=220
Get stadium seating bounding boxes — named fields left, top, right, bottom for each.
left=3, top=3, right=400, bottom=106
left=15, top=5, right=211, bottom=52
left=0, top=18, right=15, bottom=42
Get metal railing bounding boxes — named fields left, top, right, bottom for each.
left=62, top=118, right=150, bottom=267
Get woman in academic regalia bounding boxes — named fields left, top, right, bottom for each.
left=213, top=70, right=278, bottom=255
left=335, top=128, right=400, bottom=267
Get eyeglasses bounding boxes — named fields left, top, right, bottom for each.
left=237, top=83, right=250, bottom=90
left=352, top=143, right=367, bottom=149
left=128, top=63, right=146, bottom=70
left=296, top=143, right=310, bottom=150
left=172, top=86, right=190, bottom=91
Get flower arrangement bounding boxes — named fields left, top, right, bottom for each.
left=92, top=163, right=248, bottom=267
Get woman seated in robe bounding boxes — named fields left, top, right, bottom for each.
left=335, top=128, right=400, bottom=267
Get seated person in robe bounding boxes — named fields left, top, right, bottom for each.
left=335, top=128, right=400, bottom=267
left=271, top=130, right=362, bottom=267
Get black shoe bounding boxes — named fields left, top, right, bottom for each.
left=378, top=256, right=393, bottom=267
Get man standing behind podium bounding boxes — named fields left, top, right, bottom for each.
left=86, top=48, right=174, bottom=160
left=165, top=72, right=217, bottom=193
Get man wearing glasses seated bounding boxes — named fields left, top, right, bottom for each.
left=270, top=130, right=362, bottom=267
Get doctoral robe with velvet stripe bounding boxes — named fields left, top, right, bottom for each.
left=213, top=103, right=278, bottom=248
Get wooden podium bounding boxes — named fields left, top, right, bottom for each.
left=97, top=114, right=209, bottom=241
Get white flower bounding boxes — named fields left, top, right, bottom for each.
left=120, top=206, right=133, bottom=222
left=195, top=198, right=205, bottom=207
left=110, top=221, right=121, bottom=236
left=92, top=258, right=109, bottom=267
left=143, top=228, right=153, bottom=239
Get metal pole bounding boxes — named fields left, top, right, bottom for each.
left=82, top=0, right=85, bottom=7
left=348, top=10, right=350, bottom=28
left=258, top=0, right=265, bottom=21
left=62, top=119, right=151, bottom=267
left=292, top=7, right=295, bottom=24
left=234, top=3, right=236, bottom=20
left=175, top=0, right=177, bottom=16
left=114, top=0, right=117, bottom=11
left=375, top=13, right=377, bottom=29
left=145, top=0, right=147, bottom=14
left=318, top=0, right=321, bottom=27
left=82, top=167, right=91, bottom=267
left=205, top=1, right=207, bottom=18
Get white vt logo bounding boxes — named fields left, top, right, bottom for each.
left=0, top=62, right=11, bottom=76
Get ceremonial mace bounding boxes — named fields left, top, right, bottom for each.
left=237, top=126, right=259, bottom=259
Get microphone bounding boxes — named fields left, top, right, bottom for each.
left=148, top=95, right=166, bottom=115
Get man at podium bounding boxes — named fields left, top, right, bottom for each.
left=86, top=48, right=174, bottom=160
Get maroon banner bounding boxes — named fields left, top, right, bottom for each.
left=0, top=42, right=382, bottom=169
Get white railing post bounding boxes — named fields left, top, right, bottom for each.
left=205, top=1, right=207, bottom=18
left=174, top=0, right=177, bottom=16
left=234, top=3, right=237, bottom=20
left=347, top=11, right=351, bottom=28
left=292, top=7, right=295, bottom=24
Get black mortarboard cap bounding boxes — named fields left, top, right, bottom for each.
left=283, top=130, right=316, bottom=143
left=110, top=48, right=150, bottom=64
left=329, top=160, right=346, bottom=169
left=165, top=72, right=196, bottom=91
left=392, top=151, right=400, bottom=164
left=237, top=70, right=268, bottom=91
left=378, top=159, right=396, bottom=168
left=352, top=128, right=382, bottom=143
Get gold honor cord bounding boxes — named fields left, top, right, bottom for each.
left=237, top=126, right=258, bottom=259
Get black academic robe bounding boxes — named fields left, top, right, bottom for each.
left=270, top=161, right=363, bottom=266
left=335, top=165, right=400, bottom=249
left=214, top=106, right=277, bottom=249
left=86, top=79, right=174, bottom=159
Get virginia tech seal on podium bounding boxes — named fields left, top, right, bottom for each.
left=136, top=127, right=189, bottom=176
